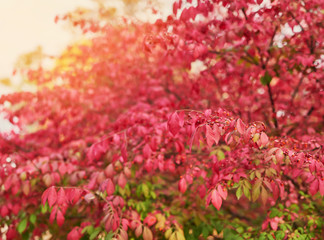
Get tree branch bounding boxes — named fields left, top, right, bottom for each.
left=267, top=84, right=278, bottom=129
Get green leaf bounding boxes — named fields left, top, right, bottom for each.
left=236, top=186, right=243, bottom=200
left=217, top=150, right=225, bottom=160
left=223, top=228, right=242, bottom=240
left=150, top=191, right=157, bottom=199
left=136, top=185, right=142, bottom=197
left=243, top=185, right=251, bottom=200
left=236, top=226, right=244, bottom=234
left=260, top=186, right=268, bottom=204
left=105, top=232, right=114, bottom=240
left=222, top=145, right=231, bottom=151
left=267, top=233, right=275, bottom=240
left=89, top=228, right=101, bottom=240
left=29, top=214, right=37, bottom=225
left=17, top=218, right=28, bottom=234
left=142, top=183, right=149, bottom=198
left=258, top=233, right=267, bottom=240
left=252, top=179, right=262, bottom=202
left=260, top=71, right=272, bottom=85
left=213, top=221, right=223, bottom=234
left=275, top=231, right=285, bottom=240
left=202, top=226, right=210, bottom=238
left=242, top=232, right=251, bottom=238
left=82, top=225, right=94, bottom=234
left=249, top=171, right=255, bottom=180
left=243, top=179, right=251, bottom=189
left=269, top=208, right=280, bottom=218
left=41, top=203, right=48, bottom=214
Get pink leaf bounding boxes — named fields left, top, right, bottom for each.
left=319, top=179, right=324, bottom=197
left=173, top=0, right=180, bottom=15
left=217, top=185, right=228, bottom=200
left=87, top=142, right=107, bottom=162
left=199, top=185, right=206, bottom=199
left=178, top=178, right=187, bottom=193
left=259, top=132, right=269, bottom=147
left=270, top=218, right=278, bottom=231
left=135, top=225, right=143, bottom=237
left=236, top=118, right=246, bottom=134
left=309, top=179, right=319, bottom=196
left=121, top=143, right=128, bottom=162
left=68, top=188, right=83, bottom=205
left=41, top=188, right=50, bottom=206
left=49, top=205, right=57, bottom=223
left=168, top=112, right=181, bottom=136
left=48, top=186, right=57, bottom=208
left=67, top=227, right=82, bottom=240
left=56, top=210, right=65, bottom=226
left=262, top=219, right=269, bottom=230
left=143, top=144, right=152, bottom=158
left=57, top=188, right=66, bottom=205
left=211, top=189, right=222, bottom=210
left=206, top=124, right=220, bottom=147
left=178, top=111, right=185, bottom=127
left=143, top=226, right=153, bottom=240
left=106, top=178, right=115, bottom=196
left=105, top=163, right=115, bottom=178
left=118, top=173, right=127, bottom=189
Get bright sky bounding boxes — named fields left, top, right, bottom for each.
left=0, top=0, right=96, bottom=80
left=0, top=0, right=173, bottom=80
left=0, top=0, right=173, bottom=132
left=0, top=0, right=97, bottom=132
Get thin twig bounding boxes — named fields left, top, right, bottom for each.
left=267, top=84, right=278, bottom=129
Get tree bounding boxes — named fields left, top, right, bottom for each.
left=0, top=0, right=323, bottom=239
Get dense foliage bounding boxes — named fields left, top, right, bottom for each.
left=1, top=0, right=323, bottom=239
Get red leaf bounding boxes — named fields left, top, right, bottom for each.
left=217, top=185, right=228, bottom=200
left=319, top=179, right=324, bottom=197
left=87, top=142, right=107, bottom=162
left=144, top=215, right=157, bottom=227
left=309, top=179, right=319, bottom=196
left=56, top=210, right=65, bottom=226
left=68, top=188, right=83, bottom=205
left=259, top=132, right=269, bottom=147
left=178, top=111, right=185, bottom=127
left=135, top=225, right=143, bottom=237
left=121, top=143, right=128, bottom=162
left=270, top=218, right=279, bottom=231
left=48, top=186, right=57, bottom=208
left=105, top=163, right=115, bottom=178
left=178, top=178, right=187, bottom=193
left=67, top=227, right=82, bottom=240
left=271, top=181, right=279, bottom=201
left=118, top=173, right=127, bottom=189
left=143, top=226, right=153, bottom=240
left=105, top=215, right=113, bottom=232
left=41, top=188, right=50, bottom=206
left=143, top=144, right=152, bottom=158
left=57, top=188, right=66, bottom=205
left=168, top=112, right=181, bottom=136
left=199, top=185, right=206, bottom=199
left=49, top=205, right=57, bottom=223
left=211, top=189, right=222, bottom=210
left=236, top=118, right=246, bottom=134
left=1, top=206, right=9, bottom=217
left=173, top=1, right=179, bottom=15
left=106, top=178, right=115, bottom=195
left=206, top=124, right=220, bottom=147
